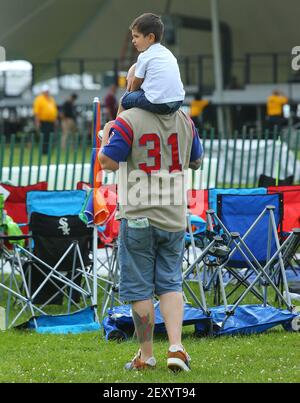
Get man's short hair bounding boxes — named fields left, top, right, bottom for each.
left=130, top=13, right=164, bottom=42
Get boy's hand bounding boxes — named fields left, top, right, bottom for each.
left=126, top=63, right=136, bottom=91
left=130, top=76, right=143, bottom=92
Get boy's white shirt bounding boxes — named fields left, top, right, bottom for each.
left=135, top=43, right=185, bottom=104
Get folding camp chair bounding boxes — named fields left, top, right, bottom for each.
left=208, top=187, right=267, bottom=214
left=258, top=174, right=294, bottom=187
left=0, top=194, right=7, bottom=288
left=0, top=182, right=48, bottom=234
left=184, top=213, right=206, bottom=264
left=210, top=193, right=296, bottom=327
left=268, top=186, right=300, bottom=234
left=0, top=193, right=30, bottom=303
left=184, top=189, right=208, bottom=266
left=267, top=186, right=300, bottom=286
left=0, top=182, right=48, bottom=288
left=187, top=189, right=208, bottom=221
left=184, top=188, right=275, bottom=308
left=182, top=213, right=211, bottom=315
left=202, top=188, right=273, bottom=301
left=3, top=190, right=97, bottom=330
left=183, top=210, right=231, bottom=311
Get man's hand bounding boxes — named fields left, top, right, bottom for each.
left=98, top=120, right=119, bottom=172
left=100, top=120, right=114, bottom=147
left=189, top=157, right=203, bottom=170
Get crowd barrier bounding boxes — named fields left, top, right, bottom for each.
left=1, top=128, right=300, bottom=189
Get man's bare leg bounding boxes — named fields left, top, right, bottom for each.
left=132, top=299, right=155, bottom=361
left=159, top=292, right=184, bottom=347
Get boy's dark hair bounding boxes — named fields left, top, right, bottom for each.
left=130, top=13, right=164, bottom=42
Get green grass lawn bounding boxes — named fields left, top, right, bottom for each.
left=0, top=278, right=299, bottom=383
left=0, top=326, right=299, bottom=383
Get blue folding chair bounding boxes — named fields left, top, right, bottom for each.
left=210, top=193, right=296, bottom=322
left=27, top=190, right=87, bottom=217
left=183, top=214, right=210, bottom=316
left=178, top=193, right=300, bottom=335
left=5, top=190, right=99, bottom=331
left=27, top=190, right=122, bottom=321
left=208, top=187, right=267, bottom=213
left=217, top=193, right=282, bottom=267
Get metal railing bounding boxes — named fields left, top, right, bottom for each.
left=201, top=127, right=300, bottom=188
left=53, top=52, right=295, bottom=90
left=0, top=131, right=91, bottom=189
left=0, top=128, right=299, bottom=190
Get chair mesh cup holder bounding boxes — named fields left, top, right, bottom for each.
left=204, top=236, right=231, bottom=267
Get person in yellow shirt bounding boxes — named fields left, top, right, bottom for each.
left=33, top=85, right=58, bottom=154
left=266, top=90, right=288, bottom=132
left=189, top=94, right=209, bottom=130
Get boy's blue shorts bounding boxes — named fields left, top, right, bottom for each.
left=121, top=90, right=182, bottom=114
left=118, top=218, right=185, bottom=303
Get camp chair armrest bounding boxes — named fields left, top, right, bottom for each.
left=0, top=234, right=32, bottom=241
left=16, top=222, right=29, bottom=227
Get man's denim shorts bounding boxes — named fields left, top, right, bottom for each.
left=121, top=90, right=182, bottom=114
left=118, top=219, right=185, bottom=303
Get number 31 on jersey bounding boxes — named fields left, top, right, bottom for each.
left=138, top=133, right=182, bottom=173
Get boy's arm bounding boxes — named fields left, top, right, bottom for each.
left=129, top=55, right=145, bottom=91
left=129, top=76, right=144, bottom=92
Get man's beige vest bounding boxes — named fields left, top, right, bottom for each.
left=116, top=108, right=195, bottom=232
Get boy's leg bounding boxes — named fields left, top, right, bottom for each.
left=117, top=89, right=143, bottom=116
left=132, top=299, right=155, bottom=361
left=152, top=101, right=183, bottom=114
left=121, top=89, right=146, bottom=110
left=122, top=93, right=183, bottom=115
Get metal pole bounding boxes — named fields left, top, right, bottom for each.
left=93, top=225, right=98, bottom=310
left=211, top=0, right=225, bottom=136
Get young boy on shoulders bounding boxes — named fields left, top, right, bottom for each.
left=119, top=13, right=185, bottom=115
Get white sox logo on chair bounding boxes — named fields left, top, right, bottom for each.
left=58, top=217, right=70, bottom=235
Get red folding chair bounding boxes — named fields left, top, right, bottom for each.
left=1, top=182, right=48, bottom=234
left=268, top=186, right=300, bottom=233
left=187, top=189, right=208, bottom=221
